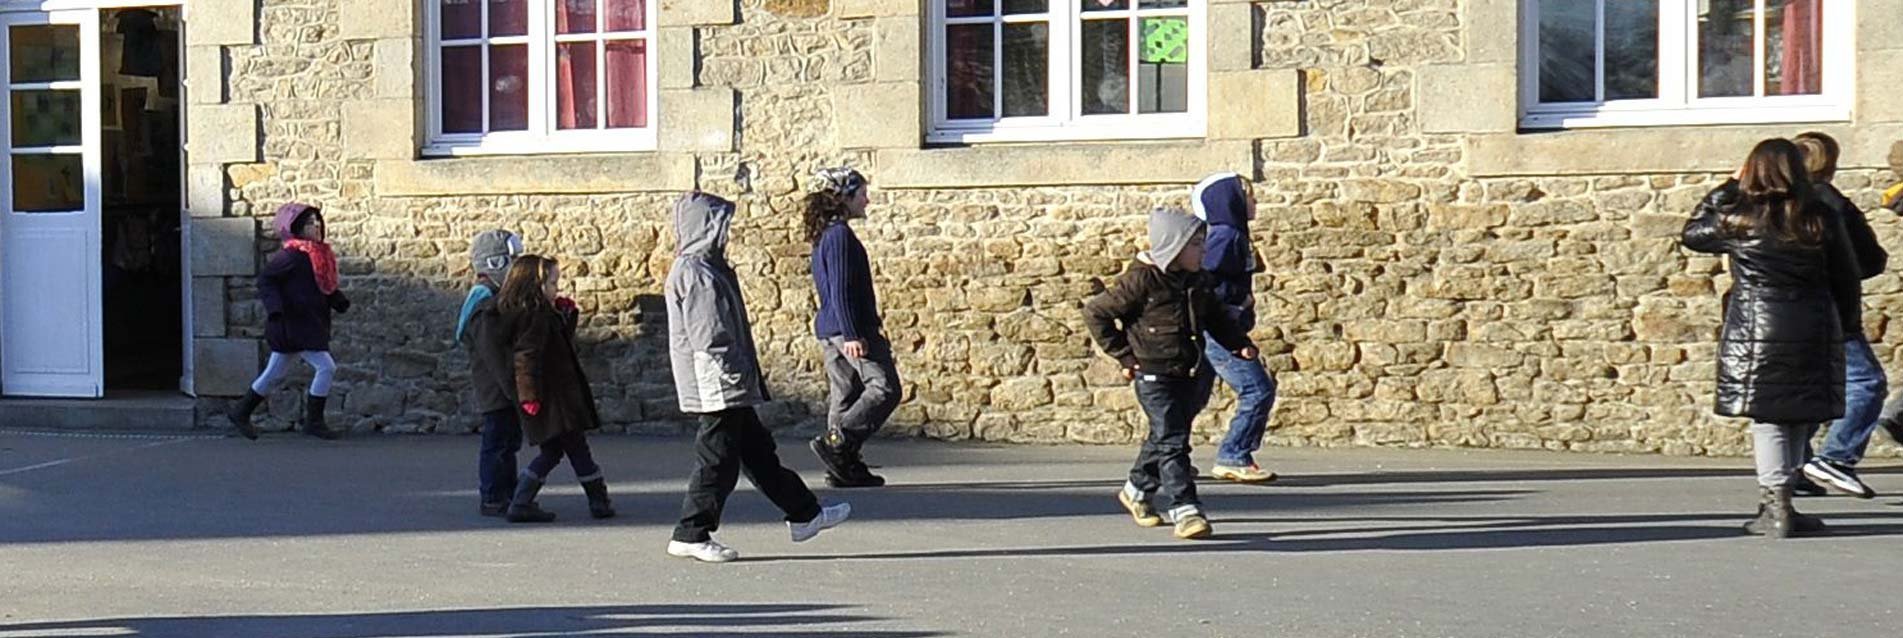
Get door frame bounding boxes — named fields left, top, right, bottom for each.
left=0, top=0, right=188, bottom=398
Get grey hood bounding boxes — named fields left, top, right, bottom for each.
left=1142, top=207, right=1205, bottom=272
left=675, top=191, right=736, bottom=259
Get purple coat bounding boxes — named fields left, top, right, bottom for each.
left=258, top=251, right=348, bottom=353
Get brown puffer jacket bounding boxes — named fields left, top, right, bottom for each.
left=1081, top=258, right=1254, bottom=379
left=498, top=304, right=600, bottom=445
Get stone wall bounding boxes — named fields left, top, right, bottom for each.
left=202, top=0, right=1903, bottom=459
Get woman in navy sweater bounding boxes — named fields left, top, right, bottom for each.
left=804, top=167, right=902, bottom=488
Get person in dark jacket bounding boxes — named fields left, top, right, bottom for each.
left=1792, top=132, right=1890, bottom=499
left=1191, top=172, right=1278, bottom=483
left=1083, top=208, right=1257, bottom=541
left=493, top=255, right=614, bottom=523
left=665, top=192, right=850, bottom=563
left=1682, top=138, right=1861, bottom=539
left=458, top=229, right=526, bottom=516
left=226, top=203, right=349, bottom=441
left=804, top=167, right=903, bottom=489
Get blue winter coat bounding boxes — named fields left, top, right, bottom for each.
left=1194, top=173, right=1258, bottom=332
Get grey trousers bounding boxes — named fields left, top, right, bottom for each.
left=1750, top=422, right=1811, bottom=489
left=820, top=333, right=903, bottom=450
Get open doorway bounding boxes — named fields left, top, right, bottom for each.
left=99, top=6, right=180, bottom=391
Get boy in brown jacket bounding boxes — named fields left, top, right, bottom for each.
left=1082, top=208, right=1257, bottom=540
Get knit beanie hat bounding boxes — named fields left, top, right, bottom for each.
left=470, top=229, right=524, bottom=282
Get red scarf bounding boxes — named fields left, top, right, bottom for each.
left=283, top=239, right=340, bottom=295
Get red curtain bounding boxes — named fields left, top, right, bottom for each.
left=555, top=1, right=587, bottom=129
left=605, top=40, right=647, bottom=128
left=1779, top=0, right=1822, bottom=95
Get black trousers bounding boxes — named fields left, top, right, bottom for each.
left=672, top=407, right=823, bottom=543
left=1128, top=370, right=1215, bottom=511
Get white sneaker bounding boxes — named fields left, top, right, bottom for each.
left=789, top=502, right=852, bottom=543
left=667, top=539, right=740, bottom=563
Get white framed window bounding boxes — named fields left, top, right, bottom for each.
left=426, top=0, right=658, bottom=156
left=1520, top=0, right=1854, bottom=130
left=929, top=0, right=1206, bottom=144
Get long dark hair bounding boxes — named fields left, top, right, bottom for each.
left=497, top=254, right=557, bottom=315
left=1723, top=138, right=1824, bottom=246
left=801, top=191, right=852, bottom=245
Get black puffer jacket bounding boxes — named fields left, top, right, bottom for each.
left=1682, top=186, right=1860, bottom=423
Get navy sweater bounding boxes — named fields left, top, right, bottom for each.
left=812, top=223, right=882, bottom=340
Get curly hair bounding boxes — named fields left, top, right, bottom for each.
left=801, top=190, right=852, bottom=246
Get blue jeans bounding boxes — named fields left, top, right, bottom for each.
left=1819, top=335, right=1888, bottom=466
left=1204, top=334, right=1277, bottom=467
left=478, top=408, right=524, bottom=504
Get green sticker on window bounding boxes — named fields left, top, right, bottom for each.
left=1142, top=18, right=1188, bottom=65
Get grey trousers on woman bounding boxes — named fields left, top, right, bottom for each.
left=1751, top=422, right=1812, bottom=488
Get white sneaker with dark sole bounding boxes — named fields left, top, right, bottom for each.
left=790, top=502, right=851, bottom=543
left=1802, top=458, right=1876, bottom=499
left=667, top=540, right=740, bottom=563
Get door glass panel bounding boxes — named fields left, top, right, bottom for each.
left=12, top=154, right=83, bottom=212
left=9, top=24, right=80, bottom=84
left=10, top=90, right=80, bottom=146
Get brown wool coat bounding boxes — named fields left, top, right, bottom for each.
left=498, top=304, right=601, bottom=445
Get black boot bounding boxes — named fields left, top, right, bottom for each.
left=1883, top=416, right=1903, bottom=446
left=228, top=391, right=264, bottom=440
left=506, top=473, right=557, bottom=523
left=826, top=445, right=887, bottom=489
left=581, top=478, right=616, bottom=519
left=302, top=394, right=341, bottom=440
left=1744, top=486, right=1795, bottom=539
left=810, top=435, right=855, bottom=482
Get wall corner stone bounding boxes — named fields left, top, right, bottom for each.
left=339, top=0, right=419, bottom=40
left=343, top=99, right=418, bottom=161
left=660, top=0, right=738, bottom=26
left=1208, top=69, right=1300, bottom=139
left=186, top=0, right=256, bottom=46
left=659, top=87, right=737, bottom=153
left=187, top=104, right=261, bottom=164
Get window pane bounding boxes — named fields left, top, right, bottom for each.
left=557, top=43, right=598, bottom=130
left=12, top=154, right=82, bottom=212
left=606, top=0, right=646, bottom=31
left=945, top=23, right=995, bottom=119
left=9, top=25, right=80, bottom=84
left=557, top=0, right=598, bottom=35
left=10, top=91, right=80, bottom=147
left=1536, top=0, right=1593, bottom=103
left=1139, top=0, right=1187, bottom=6
left=1767, top=0, right=1822, bottom=95
left=1082, top=0, right=1127, bottom=10
left=1001, top=22, right=1048, bottom=117
left=1003, top=0, right=1046, bottom=14
left=1605, top=1, right=1659, bottom=100
left=490, top=0, right=529, bottom=37
left=440, top=46, right=484, bottom=133
left=605, top=40, right=648, bottom=128
left=1699, top=0, right=1755, bottom=98
left=490, top=44, right=530, bottom=131
left=1138, top=17, right=1188, bottom=113
left=946, top=0, right=991, bottom=17
left=441, top=0, right=482, bottom=39
left=1081, top=18, right=1129, bottom=115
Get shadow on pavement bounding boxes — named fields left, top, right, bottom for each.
left=0, top=603, right=948, bottom=638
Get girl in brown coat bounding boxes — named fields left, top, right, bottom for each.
left=495, top=255, right=614, bottom=523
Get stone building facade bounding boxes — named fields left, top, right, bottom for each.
left=161, top=0, right=1903, bottom=457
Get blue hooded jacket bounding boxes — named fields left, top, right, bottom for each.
left=1193, top=173, right=1258, bottom=332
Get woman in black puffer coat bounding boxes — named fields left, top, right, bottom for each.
left=1682, top=138, right=1862, bottom=539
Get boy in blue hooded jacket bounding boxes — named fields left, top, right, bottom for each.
left=1193, top=173, right=1279, bottom=483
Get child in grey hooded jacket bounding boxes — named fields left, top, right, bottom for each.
left=663, top=191, right=850, bottom=563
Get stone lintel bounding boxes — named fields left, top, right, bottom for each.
left=1469, top=123, right=1903, bottom=177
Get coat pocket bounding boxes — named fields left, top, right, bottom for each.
left=692, top=348, right=744, bottom=410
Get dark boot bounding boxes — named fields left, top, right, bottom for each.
left=302, top=394, right=341, bottom=440
left=1743, top=486, right=1794, bottom=539
left=506, top=474, right=557, bottom=523
left=581, top=478, right=616, bottom=519
left=227, top=390, right=265, bottom=440
left=826, top=445, right=887, bottom=489
left=1790, top=501, right=1827, bottom=534
left=810, top=436, right=855, bottom=482
left=1883, top=416, right=1903, bottom=446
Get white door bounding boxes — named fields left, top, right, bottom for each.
left=0, top=10, right=102, bottom=398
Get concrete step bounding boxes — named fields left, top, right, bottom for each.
left=0, top=391, right=197, bottom=431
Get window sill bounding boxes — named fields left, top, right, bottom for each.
left=422, top=131, right=659, bottom=157
left=927, top=119, right=1207, bottom=145
left=1468, top=121, right=1903, bottom=177
left=1520, top=104, right=1852, bottom=131
left=374, top=152, right=696, bottom=197
left=875, top=139, right=1249, bottom=189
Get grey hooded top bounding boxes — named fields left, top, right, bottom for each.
left=665, top=192, right=770, bottom=413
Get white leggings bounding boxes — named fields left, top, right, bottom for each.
left=250, top=351, right=336, bottom=397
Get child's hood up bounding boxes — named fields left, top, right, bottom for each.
left=674, top=192, right=736, bottom=258
left=1191, top=173, right=1250, bottom=228
left=274, top=202, right=321, bottom=240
